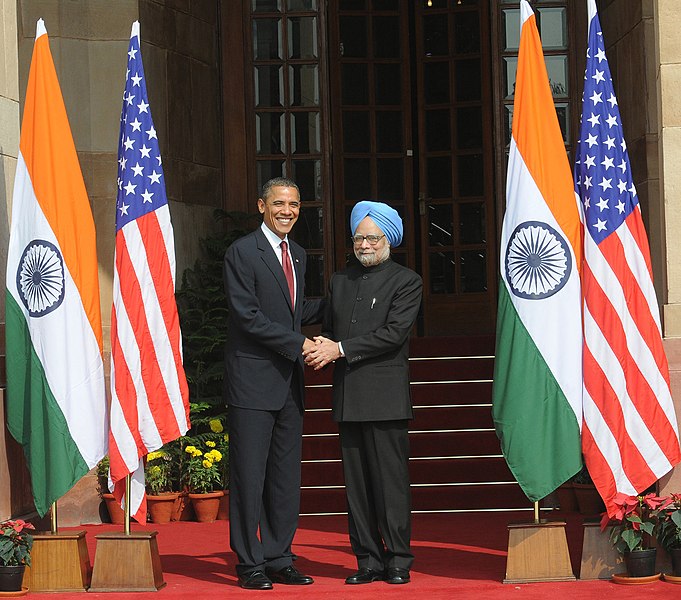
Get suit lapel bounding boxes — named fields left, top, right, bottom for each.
left=256, top=228, right=294, bottom=312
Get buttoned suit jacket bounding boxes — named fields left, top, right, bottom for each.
left=322, top=258, right=423, bottom=422
left=224, top=227, right=324, bottom=410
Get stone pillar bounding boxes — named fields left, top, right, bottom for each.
left=655, top=0, right=681, bottom=493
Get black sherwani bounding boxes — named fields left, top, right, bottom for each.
left=224, top=226, right=324, bottom=576
left=323, top=258, right=422, bottom=572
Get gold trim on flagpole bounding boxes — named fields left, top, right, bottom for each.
left=51, top=501, right=58, bottom=534
left=534, top=501, right=540, bottom=524
left=124, top=474, right=131, bottom=535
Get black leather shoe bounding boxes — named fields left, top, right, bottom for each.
left=345, top=567, right=384, bottom=584
left=238, top=570, right=273, bottom=590
left=265, top=565, right=314, bottom=585
left=385, top=567, right=410, bottom=584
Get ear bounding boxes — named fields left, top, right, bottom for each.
left=257, top=198, right=265, bottom=214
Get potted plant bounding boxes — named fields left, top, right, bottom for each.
left=96, top=456, right=124, bottom=525
left=0, top=519, right=34, bottom=592
left=654, top=493, right=681, bottom=576
left=184, top=438, right=225, bottom=523
left=145, top=448, right=179, bottom=524
left=602, top=492, right=666, bottom=579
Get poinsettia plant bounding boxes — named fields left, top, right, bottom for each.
left=655, top=493, right=681, bottom=552
left=601, top=492, right=669, bottom=553
left=0, top=519, right=35, bottom=566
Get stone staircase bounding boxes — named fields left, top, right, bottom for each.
left=300, top=335, right=530, bottom=515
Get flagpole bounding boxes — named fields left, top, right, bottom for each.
left=124, top=474, right=132, bottom=535
left=51, top=501, right=58, bottom=534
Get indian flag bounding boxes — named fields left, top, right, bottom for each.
left=492, top=0, right=583, bottom=502
left=5, top=19, right=107, bottom=516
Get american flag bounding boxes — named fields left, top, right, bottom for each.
left=574, top=0, right=681, bottom=517
left=109, top=21, right=190, bottom=522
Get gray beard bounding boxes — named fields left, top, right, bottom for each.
left=357, top=245, right=390, bottom=267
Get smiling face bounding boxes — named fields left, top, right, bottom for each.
left=258, top=185, right=301, bottom=239
left=353, top=216, right=390, bottom=267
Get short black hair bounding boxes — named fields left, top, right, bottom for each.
left=261, top=177, right=300, bottom=202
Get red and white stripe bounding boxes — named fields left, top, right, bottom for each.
left=109, top=206, right=190, bottom=522
left=583, top=207, right=681, bottom=515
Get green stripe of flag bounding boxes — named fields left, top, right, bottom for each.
left=492, top=283, right=582, bottom=501
left=5, top=292, right=89, bottom=516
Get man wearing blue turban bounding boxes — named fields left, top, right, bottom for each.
left=304, top=201, right=423, bottom=585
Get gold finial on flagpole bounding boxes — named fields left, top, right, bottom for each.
left=534, top=501, right=540, bottom=524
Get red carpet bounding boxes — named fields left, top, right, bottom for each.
left=27, top=512, right=681, bottom=599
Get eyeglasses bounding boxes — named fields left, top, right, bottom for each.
left=351, top=234, right=385, bottom=245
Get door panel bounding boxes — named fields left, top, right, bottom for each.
left=328, top=0, right=496, bottom=335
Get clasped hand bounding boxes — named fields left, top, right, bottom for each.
left=302, top=336, right=340, bottom=370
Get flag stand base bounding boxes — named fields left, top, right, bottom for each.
left=503, top=520, right=576, bottom=583
left=24, top=530, right=91, bottom=592
left=579, top=521, right=621, bottom=579
left=89, top=531, right=166, bottom=592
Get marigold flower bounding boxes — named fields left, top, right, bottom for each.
left=206, top=440, right=216, bottom=448
left=209, top=419, right=224, bottom=433
left=202, top=459, right=213, bottom=469
left=185, top=445, right=196, bottom=454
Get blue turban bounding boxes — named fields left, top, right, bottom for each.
left=350, top=201, right=403, bottom=247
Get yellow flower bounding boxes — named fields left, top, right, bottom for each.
left=147, top=450, right=164, bottom=461
left=209, top=419, right=224, bottom=433
left=149, top=465, right=161, bottom=476
left=206, top=440, right=216, bottom=448
left=207, top=450, right=222, bottom=462
left=202, top=459, right=213, bottom=469
left=185, top=446, right=196, bottom=454
left=223, top=434, right=229, bottom=442
left=192, top=449, right=203, bottom=458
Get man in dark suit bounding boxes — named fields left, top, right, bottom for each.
left=223, top=177, right=324, bottom=590
left=304, top=201, right=423, bottom=586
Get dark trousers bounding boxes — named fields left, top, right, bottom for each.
left=339, top=420, right=413, bottom=572
left=229, top=385, right=304, bottom=575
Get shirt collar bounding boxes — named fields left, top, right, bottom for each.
left=260, top=221, right=289, bottom=252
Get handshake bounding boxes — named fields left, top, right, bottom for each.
left=302, top=336, right=341, bottom=370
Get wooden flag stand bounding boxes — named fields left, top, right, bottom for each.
left=579, top=521, right=621, bottom=580
left=23, top=503, right=92, bottom=592
left=89, top=476, right=166, bottom=592
left=503, top=502, right=576, bottom=583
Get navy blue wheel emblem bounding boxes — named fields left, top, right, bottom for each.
left=16, top=239, right=65, bottom=317
left=505, top=221, right=571, bottom=300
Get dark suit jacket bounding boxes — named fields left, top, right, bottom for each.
left=224, top=227, right=324, bottom=411
left=323, top=258, right=423, bottom=422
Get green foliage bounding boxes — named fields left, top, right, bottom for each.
left=184, top=439, right=224, bottom=493
left=175, top=210, right=253, bottom=490
left=176, top=209, right=258, bottom=418
left=0, top=520, right=34, bottom=566
left=656, top=493, right=681, bottom=551
left=145, top=449, right=175, bottom=495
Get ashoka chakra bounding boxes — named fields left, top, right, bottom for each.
left=505, top=221, right=571, bottom=300
left=16, top=239, right=65, bottom=317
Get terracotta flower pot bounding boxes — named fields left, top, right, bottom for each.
left=147, top=492, right=180, bottom=524
left=670, top=547, right=681, bottom=577
left=217, top=490, right=230, bottom=520
left=101, top=493, right=125, bottom=525
left=172, top=491, right=195, bottom=521
left=189, top=491, right=224, bottom=523
left=573, top=483, right=605, bottom=516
